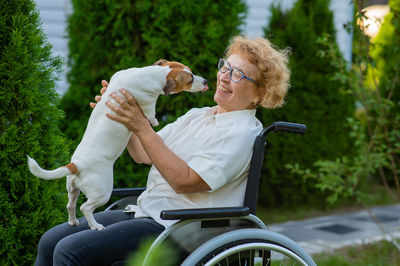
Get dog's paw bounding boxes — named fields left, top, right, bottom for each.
left=89, top=223, right=106, bottom=231
left=91, top=224, right=105, bottom=231
left=68, top=219, right=80, bottom=226
left=148, top=118, right=159, bottom=127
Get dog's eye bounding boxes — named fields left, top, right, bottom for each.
left=188, top=75, right=194, bottom=84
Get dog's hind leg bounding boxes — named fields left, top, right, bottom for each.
left=80, top=196, right=109, bottom=230
left=79, top=170, right=113, bottom=230
left=66, top=175, right=80, bottom=226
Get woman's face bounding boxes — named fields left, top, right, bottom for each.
left=214, top=54, right=260, bottom=114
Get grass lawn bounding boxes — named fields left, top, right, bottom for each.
left=314, top=239, right=400, bottom=266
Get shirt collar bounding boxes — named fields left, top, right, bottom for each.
left=206, top=106, right=257, bottom=125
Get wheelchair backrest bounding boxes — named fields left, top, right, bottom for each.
left=243, top=122, right=306, bottom=214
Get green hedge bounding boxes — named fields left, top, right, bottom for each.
left=259, top=0, right=356, bottom=207
left=0, top=0, right=69, bottom=264
left=62, top=0, right=246, bottom=188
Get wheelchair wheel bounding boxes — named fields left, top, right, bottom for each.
left=181, top=229, right=316, bottom=266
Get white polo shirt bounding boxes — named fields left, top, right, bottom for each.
left=124, top=106, right=263, bottom=227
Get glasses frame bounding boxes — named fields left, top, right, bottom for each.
left=218, top=58, right=257, bottom=84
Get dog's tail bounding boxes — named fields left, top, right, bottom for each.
left=27, top=156, right=78, bottom=180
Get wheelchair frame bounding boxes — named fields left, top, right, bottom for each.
left=106, top=121, right=316, bottom=265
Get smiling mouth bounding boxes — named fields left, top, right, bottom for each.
left=218, top=85, right=231, bottom=93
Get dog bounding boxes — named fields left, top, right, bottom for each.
left=27, top=59, right=208, bottom=230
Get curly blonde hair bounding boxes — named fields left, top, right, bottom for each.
left=225, top=36, right=291, bottom=109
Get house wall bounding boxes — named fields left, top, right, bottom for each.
left=35, top=0, right=353, bottom=95
left=35, top=0, right=71, bottom=94
left=243, top=0, right=353, bottom=64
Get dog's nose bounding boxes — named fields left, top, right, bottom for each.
left=202, top=79, right=209, bottom=91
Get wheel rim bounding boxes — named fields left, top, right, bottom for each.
left=203, top=242, right=308, bottom=266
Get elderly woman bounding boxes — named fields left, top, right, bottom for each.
left=35, top=36, right=290, bottom=265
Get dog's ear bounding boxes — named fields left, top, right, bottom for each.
left=178, top=71, right=193, bottom=84
left=163, top=79, right=176, bottom=96
left=153, top=59, right=168, bottom=66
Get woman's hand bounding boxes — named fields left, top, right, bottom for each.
left=106, top=88, right=152, bottom=136
left=90, top=80, right=108, bottom=109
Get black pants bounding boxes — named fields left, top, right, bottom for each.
left=35, top=210, right=164, bottom=266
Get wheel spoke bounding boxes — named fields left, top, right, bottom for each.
left=280, top=252, right=287, bottom=265
left=197, top=242, right=309, bottom=266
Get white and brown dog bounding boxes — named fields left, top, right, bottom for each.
left=27, top=59, right=208, bottom=230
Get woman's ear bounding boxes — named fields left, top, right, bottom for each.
left=163, top=79, right=176, bottom=96
left=253, top=100, right=261, bottom=109
left=250, top=94, right=262, bottom=109
left=153, top=59, right=169, bottom=66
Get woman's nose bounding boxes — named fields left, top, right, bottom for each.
left=219, top=70, right=231, bottom=82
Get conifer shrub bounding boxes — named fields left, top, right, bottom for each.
left=260, top=0, right=356, bottom=207
left=62, top=0, right=246, bottom=188
left=0, top=0, right=69, bottom=264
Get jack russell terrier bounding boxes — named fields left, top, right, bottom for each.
left=27, top=59, right=208, bottom=230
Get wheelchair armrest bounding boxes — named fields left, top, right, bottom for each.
left=160, top=206, right=250, bottom=220
left=111, top=187, right=146, bottom=197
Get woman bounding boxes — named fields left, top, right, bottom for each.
left=35, top=36, right=290, bottom=265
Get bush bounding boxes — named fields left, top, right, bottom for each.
left=368, top=0, right=400, bottom=189
left=370, top=0, right=400, bottom=116
left=62, top=0, right=246, bottom=188
left=260, top=0, right=355, bottom=207
left=288, top=0, right=400, bottom=206
left=0, top=0, right=69, bottom=264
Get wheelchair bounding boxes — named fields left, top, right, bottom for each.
left=106, top=121, right=316, bottom=265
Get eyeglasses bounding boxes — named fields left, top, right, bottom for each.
left=217, top=58, right=257, bottom=84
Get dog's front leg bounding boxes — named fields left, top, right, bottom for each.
left=66, top=175, right=80, bottom=226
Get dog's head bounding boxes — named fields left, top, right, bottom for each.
left=153, top=59, right=208, bottom=96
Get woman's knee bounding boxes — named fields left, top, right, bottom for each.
left=37, top=224, right=67, bottom=255
left=53, top=236, right=84, bottom=265
left=35, top=226, right=66, bottom=266
left=36, top=221, right=88, bottom=265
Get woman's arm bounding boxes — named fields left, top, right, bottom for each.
left=106, top=88, right=211, bottom=194
left=91, top=81, right=152, bottom=165
left=126, top=132, right=152, bottom=165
